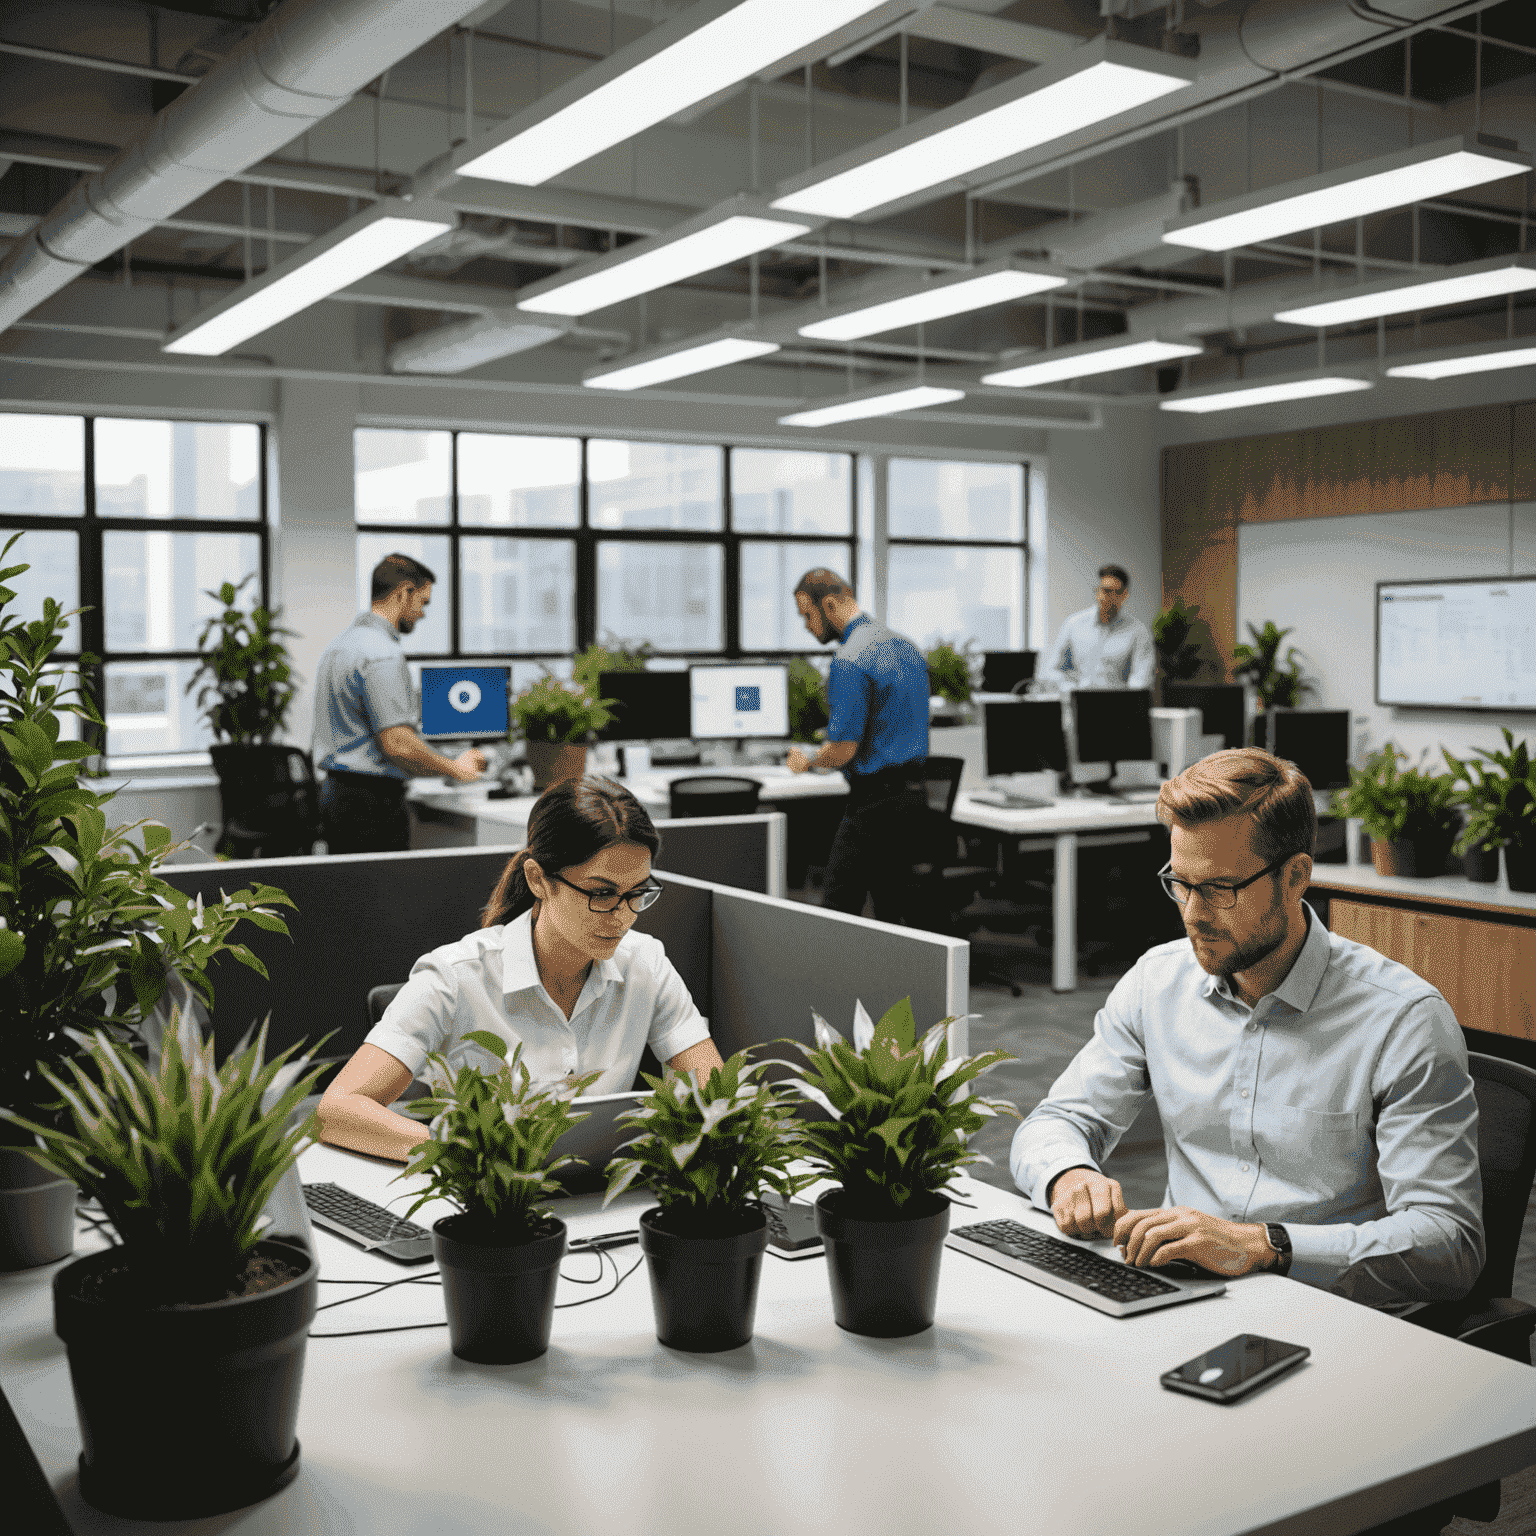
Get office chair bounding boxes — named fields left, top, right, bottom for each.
left=905, top=757, right=1001, bottom=938
left=218, top=746, right=322, bottom=860
left=668, top=775, right=761, bottom=820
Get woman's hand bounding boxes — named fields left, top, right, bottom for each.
left=667, top=1038, right=726, bottom=1087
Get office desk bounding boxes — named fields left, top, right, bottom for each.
left=8, top=1145, right=1536, bottom=1536
left=951, top=792, right=1165, bottom=993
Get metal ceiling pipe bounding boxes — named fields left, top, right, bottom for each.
left=0, top=0, right=492, bottom=332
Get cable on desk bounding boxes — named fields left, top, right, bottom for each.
left=314, top=1272, right=441, bottom=1312
left=555, top=1246, right=644, bottom=1309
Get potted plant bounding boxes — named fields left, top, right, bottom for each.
left=1445, top=731, right=1536, bottom=891
left=511, top=672, right=615, bottom=789
left=0, top=539, right=295, bottom=1271
left=0, top=1012, right=326, bottom=1519
left=604, top=1050, right=810, bottom=1353
left=1152, top=597, right=1206, bottom=692
left=1335, top=745, right=1458, bottom=878
left=400, top=1032, right=600, bottom=1363
left=781, top=998, right=1016, bottom=1339
left=787, top=655, right=830, bottom=744
left=1232, top=620, right=1310, bottom=742
left=571, top=633, right=655, bottom=696
left=925, top=640, right=975, bottom=721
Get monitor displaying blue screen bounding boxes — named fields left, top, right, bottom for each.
left=420, top=665, right=511, bottom=741
left=689, top=665, right=789, bottom=739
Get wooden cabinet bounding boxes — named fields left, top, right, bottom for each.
left=1330, top=899, right=1536, bottom=1041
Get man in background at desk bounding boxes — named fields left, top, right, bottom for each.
left=1042, top=563, right=1154, bottom=691
left=786, top=568, right=928, bottom=924
left=313, top=553, right=486, bottom=854
left=1012, top=749, right=1483, bottom=1307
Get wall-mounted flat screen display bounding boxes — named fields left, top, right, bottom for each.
left=1376, top=576, right=1536, bottom=711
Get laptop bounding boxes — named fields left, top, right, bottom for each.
left=550, top=1091, right=649, bottom=1194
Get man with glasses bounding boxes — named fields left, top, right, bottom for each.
left=1040, top=563, right=1154, bottom=692
left=1011, top=748, right=1483, bottom=1308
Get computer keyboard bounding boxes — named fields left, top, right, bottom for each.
left=947, top=1219, right=1226, bottom=1317
left=303, top=1182, right=435, bottom=1264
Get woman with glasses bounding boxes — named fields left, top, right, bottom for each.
left=316, top=776, right=723, bottom=1162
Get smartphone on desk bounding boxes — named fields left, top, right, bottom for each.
left=1161, top=1334, right=1309, bottom=1403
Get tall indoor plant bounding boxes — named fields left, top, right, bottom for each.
left=401, top=1033, right=600, bottom=1363
left=782, top=999, right=1016, bottom=1338
left=1335, top=744, right=1458, bottom=878
left=925, top=640, right=975, bottom=713
left=605, top=1051, right=809, bottom=1352
left=1445, top=731, right=1536, bottom=891
left=0, top=1012, right=326, bottom=1519
left=787, top=655, right=830, bottom=744
left=1232, top=620, right=1310, bottom=742
left=1152, top=598, right=1205, bottom=688
left=511, top=673, right=615, bottom=789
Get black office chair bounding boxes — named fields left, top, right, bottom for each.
left=364, top=982, right=431, bottom=1101
left=905, top=757, right=998, bottom=937
left=668, top=775, right=761, bottom=820
left=218, top=745, right=322, bottom=860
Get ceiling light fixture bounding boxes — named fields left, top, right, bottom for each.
left=1274, top=255, right=1536, bottom=329
left=163, top=200, right=456, bottom=356
left=771, top=36, right=1193, bottom=222
left=1158, top=375, right=1373, bottom=414
left=780, top=383, right=966, bottom=428
left=1384, top=336, right=1536, bottom=381
left=453, top=0, right=890, bottom=186
left=586, top=332, right=780, bottom=390
left=797, top=258, right=1068, bottom=342
left=517, top=201, right=811, bottom=318
left=1163, top=135, right=1530, bottom=253
left=982, top=335, right=1201, bottom=388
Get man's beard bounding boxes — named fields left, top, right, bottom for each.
left=1186, top=905, right=1287, bottom=979
left=397, top=615, right=416, bottom=634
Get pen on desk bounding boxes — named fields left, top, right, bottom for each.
left=569, top=1230, right=640, bottom=1252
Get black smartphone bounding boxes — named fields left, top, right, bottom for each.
left=1160, top=1334, right=1309, bottom=1403
left=763, top=1197, right=823, bottom=1259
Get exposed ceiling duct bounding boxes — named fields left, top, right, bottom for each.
left=388, top=311, right=574, bottom=375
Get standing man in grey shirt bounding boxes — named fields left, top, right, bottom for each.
left=1042, top=563, right=1155, bottom=691
left=313, top=553, right=486, bottom=854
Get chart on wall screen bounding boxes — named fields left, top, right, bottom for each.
left=1376, top=577, right=1536, bottom=709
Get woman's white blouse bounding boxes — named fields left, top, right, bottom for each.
left=364, top=910, right=711, bottom=1096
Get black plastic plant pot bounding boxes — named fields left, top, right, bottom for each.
left=433, top=1214, right=566, bottom=1364
left=815, top=1190, right=951, bottom=1339
left=0, top=1149, right=75, bottom=1271
left=52, top=1238, right=316, bottom=1520
left=1507, top=843, right=1536, bottom=895
left=1462, top=845, right=1501, bottom=884
left=639, top=1206, right=769, bottom=1353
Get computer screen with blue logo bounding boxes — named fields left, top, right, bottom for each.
left=689, top=665, right=789, bottom=739
left=420, top=665, right=511, bottom=741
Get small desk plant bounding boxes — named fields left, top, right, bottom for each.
left=401, top=1033, right=600, bottom=1363
left=1444, top=731, right=1536, bottom=892
left=781, top=998, right=1016, bottom=1338
left=510, top=672, right=615, bottom=790
left=0, top=1012, right=327, bottom=1520
left=1335, top=744, right=1458, bottom=878
left=605, top=1050, right=810, bottom=1352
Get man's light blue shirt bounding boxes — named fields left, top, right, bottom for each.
left=311, top=612, right=417, bottom=779
left=826, top=613, right=930, bottom=778
left=1045, top=605, right=1155, bottom=690
left=1010, top=908, right=1484, bottom=1305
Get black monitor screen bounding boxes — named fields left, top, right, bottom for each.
left=985, top=700, right=1068, bottom=776
left=981, top=651, right=1037, bottom=694
left=1268, top=710, right=1350, bottom=790
left=1073, top=689, right=1153, bottom=766
left=1163, top=683, right=1246, bottom=752
left=595, top=671, right=692, bottom=742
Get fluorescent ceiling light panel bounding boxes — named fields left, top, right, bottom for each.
left=1163, top=135, right=1530, bottom=253
left=1275, top=255, right=1536, bottom=329
left=517, top=208, right=810, bottom=317
left=982, top=335, right=1200, bottom=388
left=455, top=0, right=890, bottom=186
left=1385, top=339, right=1536, bottom=380
left=798, top=259, right=1067, bottom=342
left=164, top=201, right=454, bottom=356
left=781, top=384, right=966, bottom=428
left=586, top=334, right=779, bottom=390
left=1159, top=376, right=1372, bottom=414
left=772, top=37, right=1193, bottom=221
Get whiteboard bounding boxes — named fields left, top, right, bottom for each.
left=1376, top=576, right=1536, bottom=710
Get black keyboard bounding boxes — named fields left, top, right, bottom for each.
left=947, top=1219, right=1225, bottom=1317
left=303, top=1182, right=435, bottom=1264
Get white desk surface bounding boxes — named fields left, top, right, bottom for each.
left=951, top=789, right=1165, bottom=837
left=8, top=1144, right=1536, bottom=1536
left=1308, top=862, right=1536, bottom=918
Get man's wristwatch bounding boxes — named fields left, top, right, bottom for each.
left=1263, top=1223, right=1293, bottom=1277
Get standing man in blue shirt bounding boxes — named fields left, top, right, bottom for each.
left=1042, top=563, right=1155, bottom=691
left=312, top=553, right=486, bottom=854
left=786, top=569, right=929, bottom=923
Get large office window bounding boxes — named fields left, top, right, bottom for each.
left=0, top=413, right=268, bottom=758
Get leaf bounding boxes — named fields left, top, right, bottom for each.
left=0, top=927, right=23, bottom=980
left=875, top=997, right=917, bottom=1053
left=224, top=943, right=270, bottom=979
left=462, top=1030, right=509, bottom=1059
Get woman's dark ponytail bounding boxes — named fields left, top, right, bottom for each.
left=481, top=776, right=660, bottom=928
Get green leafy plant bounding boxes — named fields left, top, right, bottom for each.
left=925, top=641, right=975, bottom=705
left=571, top=635, right=655, bottom=697
left=1, top=536, right=296, bottom=1128
left=1444, top=730, right=1535, bottom=855
left=400, top=1033, right=601, bottom=1243
left=0, top=1009, right=327, bottom=1302
left=185, top=574, right=298, bottom=746
left=603, top=1051, right=811, bottom=1230
left=1152, top=598, right=1205, bottom=682
left=780, top=998, right=1018, bottom=1215
left=1334, top=744, right=1457, bottom=846
left=1232, top=620, right=1311, bottom=710
left=510, top=672, right=615, bottom=745
left=787, top=655, right=829, bottom=744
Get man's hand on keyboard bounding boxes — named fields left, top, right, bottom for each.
left=1048, top=1166, right=1127, bottom=1239
left=1113, top=1205, right=1275, bottom=1277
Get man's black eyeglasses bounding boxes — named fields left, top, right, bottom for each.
left=1158, top=856, right=1291, bottom=912
left=551, top=873, right=663, bottom=914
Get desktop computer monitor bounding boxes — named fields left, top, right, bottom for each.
left=420, top=664, right=510, bottom=741
left=1267, top=709, right=1350, bottom=790
left=689, top=664, right=790, bottom=739
left=595, top=671, right=692, bottom=742
left=1162, top=683, right=1246, bottom=751
left=1072, top=689, right=1154, bottom=784
left=981, top=650, right=1037, bottom=694
left=984, top=700, right=1068, bottom=776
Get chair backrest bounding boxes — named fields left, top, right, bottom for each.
left=368, top=982, right=404, bottom=1028
left=1468, top=1052, right=1536, bottom=1302
left=669, top=775, right=761, bottom=820
left=917, top=756, right=965, bottom=818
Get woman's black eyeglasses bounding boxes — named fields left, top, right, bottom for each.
left=551, top=873, right=664, bottom=914
left=1158, top=856, right=1290, bottom=912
